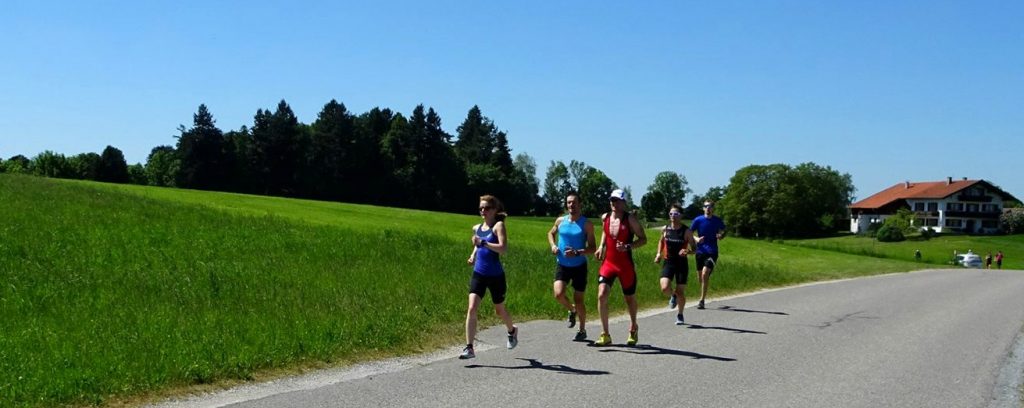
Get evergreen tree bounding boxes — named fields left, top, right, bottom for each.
left=223, top=126, right=255, bottom=193
left=308, top=99, right=355, bottom=200
left=353, top=107, right=393, bottom=204
left=251, top=100, right=303, bottom=196
left=176, top=104, right=226, bottom=190
left=380, top=113, right=414, bottom=206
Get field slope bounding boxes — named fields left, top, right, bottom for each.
left=0, top=175, right=927, bottom=406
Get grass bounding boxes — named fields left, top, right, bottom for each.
left=779, top=233, right=1024, bottom=269
left=0, top=174, right=935, bottom=406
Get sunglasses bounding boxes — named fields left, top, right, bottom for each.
left=669, top=212, right=681, bottom=217
left=703, top=204, right=714, bottom=209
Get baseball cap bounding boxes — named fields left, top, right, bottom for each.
left=609, top=189, right=626, bottom=201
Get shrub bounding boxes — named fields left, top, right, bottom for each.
left=876, top=224, right=905, bottom=242
left=865, top=222, right=883, bottom=237
left=919, top=228, right=935, bottom=240
left=1000, top=209, right=1024, bottom=234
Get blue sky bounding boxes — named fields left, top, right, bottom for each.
left=2, top=1, right=1022, bottom=203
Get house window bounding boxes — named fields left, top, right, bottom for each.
left=914, top=202, right=925, bottom=211
left=981, top=204, right=998, bottom=212
left=982, top=220, right=998, bottom=228
left=967, top=204, right=979, bottom=212
left=926, top=218, right=938, bottom=226
left=947, top=203, right=964, bottom=211
left=927, top=202, right=938, bottom=211
left=945, top=219, right=963, bottom=227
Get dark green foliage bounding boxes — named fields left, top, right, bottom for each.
left=542, top=161, right=573, bottom=215
left=640, top=190, right=667, bottom=221
left=68, top=152, right=101, bottom=180
left=30, top=150, right=71, bottom=178
left=145, top=146, right=179, bottom=187
left=876, top=224, right=906, bottom=242
left=127, top=163, right=146, bottom=185
left=686, top=186, right=727, bottom=219
left=646, top=171, right=691, bottom=214
left=252, top=100, right=304, bottom=196
left=719, top=162, right=854, bottom=238
left=306, top=99, right=355, bottom=201
left=865, top=221, right=883, bottom=237
left=176, top=104, right=227, bottom=190
left=920, top=228, right=935, bottom=240
left=98, top=146, right=129, bottom=183
left=5, top=154, right=30, bottom=174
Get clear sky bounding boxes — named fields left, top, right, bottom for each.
left=2, top=1, right=1022, bottom=203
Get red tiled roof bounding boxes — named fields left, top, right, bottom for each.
left=849, top=180, right=981, bottom=210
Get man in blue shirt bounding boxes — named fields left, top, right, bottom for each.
left=690, top=200, right=726, bottom=309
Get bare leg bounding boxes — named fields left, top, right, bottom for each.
left=465, top=294, right=482, bottom=345
left=573, top=290, right=586, bottom=331
left=597, top=283, right=611, bottom=334
left=660, top=277, right=672, bottom=296
left=625, top=294, right=639, bottom=331
left=494, top=303, right=515, bottom=332
left=700, top=267, right=711, bottom=302
left=553, top=280, right=574, bottom=312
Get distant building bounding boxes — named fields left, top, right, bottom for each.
left=849, top=177, right=1018, bottom=234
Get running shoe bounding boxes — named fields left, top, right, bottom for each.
left=675, top=313, right=685, bottom=325
left=595, top=332, right=612, bottom=346
left=507, top=326, right=518, bottom=349
left=668, top=294, right=677, bottom=309
left=626, top=329, right=638, bottom=346
left=574, top=330, right=587, bottom=341
left=567, top=310, right=577, bottom=328
left=459, top=345, right=475, bottom=359
left=697, top=300, right=705, bottom=310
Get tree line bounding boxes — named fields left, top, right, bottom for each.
left=2, top=100, right=861, bottom=237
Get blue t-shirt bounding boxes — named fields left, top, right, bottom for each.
left=556, top=215, right=587, bottom=267
left=691, top=215, right=725, bottom=254
left=473, top=224, right=504, bottom=276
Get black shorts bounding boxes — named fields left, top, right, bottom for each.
left=554, top=263, right=588, bottom=293
left=696, top=253, right=719, bottom=273
left=660, top=261, right=689, bottom=285
left=469, top=273, right=507, bottom=304
left=597, top=274, right=637, bottom=296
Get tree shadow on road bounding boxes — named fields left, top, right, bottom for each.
left=684, top=323, right=766, bottom=335
left=597, top=344, right=736, bottom=361
left=715, top=305, right=789, bottom=315
left=464, top=358, right=610, bottom=375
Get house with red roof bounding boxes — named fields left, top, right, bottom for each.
left=849, top=177, right=1018, bottom=234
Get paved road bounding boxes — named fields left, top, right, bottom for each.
left=156, top=269, right=1024, bottom=408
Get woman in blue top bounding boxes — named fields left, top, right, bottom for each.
left=460, top=195, right=518, bottom=359
left=546, top=191, right=596, bottom=341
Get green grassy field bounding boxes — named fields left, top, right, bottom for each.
left=780, top=233, right=1024, bottom=269
left=0, top=174, right=939, bottom=406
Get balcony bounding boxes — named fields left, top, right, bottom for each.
left=957, top=194, right=993, bottom=202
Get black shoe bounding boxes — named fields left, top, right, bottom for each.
left=697, top=300, right=705, bottom=310
left=574, top=330, right=587, bottom=341
left=567, top=310, right=577, bottom=328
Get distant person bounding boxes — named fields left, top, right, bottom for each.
left=915, top=249, right=922, bottom=262
left=691, top=200, right=726, bottom=310
left=952, top=250, right=959, bottom=265
left=594, top=189, right=647, bottom=346
left=460, top=195, right=518, bottom=359
left=546, top=191, right=596, bottom=341
left=654, top=203, right=695, bottom=325
left=985, top=252, right=993, bottom=269
left=996, top=251, right=1003, bottom=269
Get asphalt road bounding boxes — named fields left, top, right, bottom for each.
left=154, top=269, right=1024, bottom=408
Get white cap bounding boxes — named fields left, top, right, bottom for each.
left=609, top=189, right=626, bottom=201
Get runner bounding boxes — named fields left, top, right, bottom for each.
left=654, top=203, right=695, bottom=325
left=691, top=200, right=726, bottom=310
left=594, top=189, right=647, bottom=346
left=459, top=195, right=518, bottom=359
left=996, top=251, right=1003, bottom=269
left=547, top=191, right=596, bottom=341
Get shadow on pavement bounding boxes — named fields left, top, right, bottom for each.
left=464, top=358, right=610, bottom=375
left=597, top=344, right=737, bottom=361
left=685, top=324, right=766, bottom=335
left=716, top=305, right=789, bottom=315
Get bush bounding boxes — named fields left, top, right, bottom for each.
left=1000, top=209, right=1024, bottom=234
left=919, top=228, right=935, bottom=240
left=876, top=224, right=906, bottom=242
left=865, top=222, right=883, bottom=237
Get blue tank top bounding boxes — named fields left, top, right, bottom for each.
left=557, top=215, right=587, bottom=267
left=474, top=224, right=504, bottom=276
